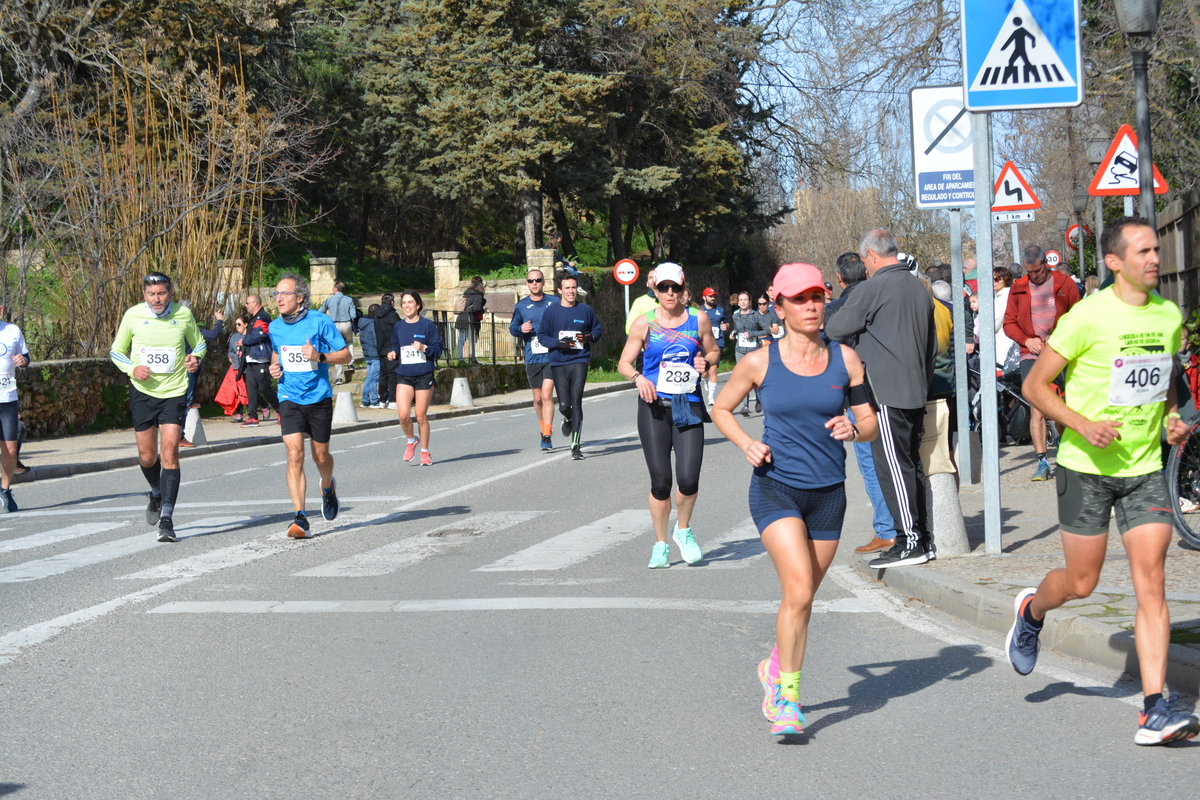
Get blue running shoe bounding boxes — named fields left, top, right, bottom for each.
left=770, top=698, right=805, bottom=735
left=1135, top=694, right=1200, bottom=745
left=321, top=478, right=339, bottom=521
left=757, top=658, right=781, bottom=722
left=1031, top=460, right=1052, bottom=481
left=1005, top=588, right=1041, bottom=675
left=540, top=435, right=552, bottom=452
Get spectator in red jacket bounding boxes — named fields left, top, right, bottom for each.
left=1003, top=244, right=1081, bottom=481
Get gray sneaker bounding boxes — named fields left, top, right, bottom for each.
left=146, top=493, right=162, bottom=526
left=1005, top=588, right=1041, bottom=675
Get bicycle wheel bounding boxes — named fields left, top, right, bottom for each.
left=1167, top=413, right=1200, bottom=549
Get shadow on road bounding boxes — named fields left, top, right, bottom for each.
left=796, top=645, right=993, bottom=742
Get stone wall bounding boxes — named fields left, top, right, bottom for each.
left=431, top=364, right=527, bottom=404
left=18, top=351, right=229, bottom=438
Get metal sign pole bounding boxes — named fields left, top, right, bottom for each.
left=1011, top=223, right=1020, bottom=262
left=949, top=208, right=974, bottom=483
left=973, top=111, right=1003, bottom=555
left=624, top=284, right=630, bottom=318
left=1095, top=198, right=1106, bottom=281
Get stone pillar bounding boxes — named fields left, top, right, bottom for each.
left=434, top=251, right=461, bottom=311
left=216, top=259, right=244, bottom=315
left=527, top=248, right=557, bottom=293
left=309, top=257, right=338, bottom=307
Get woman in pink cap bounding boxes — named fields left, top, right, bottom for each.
left=712, top=262, right=878, bottom=737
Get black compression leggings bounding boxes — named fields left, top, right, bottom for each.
left=552, top=361, right=589, bottom=443
left=637, top=398, right=705, bottom=501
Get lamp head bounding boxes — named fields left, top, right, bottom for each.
left=1114, top=0, right=1162, bottom=37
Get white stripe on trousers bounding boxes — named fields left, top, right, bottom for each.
left=876, top=405, right=919, bottom=550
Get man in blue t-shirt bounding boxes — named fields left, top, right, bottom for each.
left=509, top=268, right=560, bottom=451
left=700, top=287, right=727, bottom=407
left=267, top=273, right=351, bottom=538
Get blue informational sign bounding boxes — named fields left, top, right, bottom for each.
left=961, top=0, right=1083, bottom=111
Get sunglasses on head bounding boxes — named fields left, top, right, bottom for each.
left=143, top=275, right=170, bottom=287
left=656, top=283, right=682, bottom=293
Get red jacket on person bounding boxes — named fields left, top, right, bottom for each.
left=1002, top=271, right=1081, bottom=358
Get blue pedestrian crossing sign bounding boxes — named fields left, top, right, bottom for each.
left=961, top=0, right=1083, bottom=111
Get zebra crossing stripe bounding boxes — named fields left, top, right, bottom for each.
left=293, top=512, right=546, bottom=578
left=474, top=510, right=651, bottom=571
left=0, top=523, right=129, bottom=553
left=148, top=597, right=877, bottom=614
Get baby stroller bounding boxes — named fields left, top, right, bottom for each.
left=967, top=350, right=1058, bottom=448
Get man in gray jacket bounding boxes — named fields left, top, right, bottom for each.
left=826, top=229, right=936, bottom=568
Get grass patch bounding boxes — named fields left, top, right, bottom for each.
left=262, top=221, right=433, bottom=294
left=1170, top=631, right=1200, bottom=645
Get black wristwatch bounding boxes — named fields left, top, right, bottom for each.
left=318, top=352, right=327, bottom=363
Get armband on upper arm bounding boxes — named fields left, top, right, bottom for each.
left=848, top=383, right=870, bottom=407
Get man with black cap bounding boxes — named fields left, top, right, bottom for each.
left=700, top=287, right=727, bottom=407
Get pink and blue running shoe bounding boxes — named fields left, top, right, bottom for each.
left=771, top=698, right=806, bottom=736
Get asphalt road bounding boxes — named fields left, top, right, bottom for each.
left=3, top=387, right=1197, bottom=798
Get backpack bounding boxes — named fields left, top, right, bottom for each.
left=452, top=293, right=467, bottom=313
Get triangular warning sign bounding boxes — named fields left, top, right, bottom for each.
left=969, top=0, right=1077, bottom=92
left=991, top=161, right=1040, bottom=211
left=1087, top=124, right=1169, bottom=196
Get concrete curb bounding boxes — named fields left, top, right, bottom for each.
left=853, top=557, right=1200, bottom=694
left=13, top=381, right=636, bottom=483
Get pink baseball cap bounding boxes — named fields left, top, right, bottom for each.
left=772, top=263, right=826, bottom=301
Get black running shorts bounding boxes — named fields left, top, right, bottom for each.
left=396, top=372, right=435, bottom=391
left=749, top=473, right=846, bottom=540
left=525, top=361, right=552, bottom=389
left=1057, top=465, right=1173, bottom=536
left=130, top=386, right=187, bottom=432
left=279, top=398, right=334, bottom=443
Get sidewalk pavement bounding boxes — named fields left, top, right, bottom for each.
left=851, top=445, right=1200, bottom=694
left=11, top=384, right=1200, bottom=692
left=11, top=381, right=627, bottom=482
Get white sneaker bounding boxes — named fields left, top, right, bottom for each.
left=386, top=402, right=397, bottom=410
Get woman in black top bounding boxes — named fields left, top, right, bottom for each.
left=455, top=276, right=486, bottom=363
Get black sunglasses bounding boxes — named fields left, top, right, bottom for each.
left=656, top=283, right=683, bottom=293
left=526, top=278, right=544, bottom=283
left=144, top=275, right=170, bottom=286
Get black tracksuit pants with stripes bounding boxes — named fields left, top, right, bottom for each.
left=870, top=405, right=930, bottom=552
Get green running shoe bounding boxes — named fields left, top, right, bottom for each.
left=672, top=525, right=703, bottom=564
left=648, top=541, right=670, bottom=569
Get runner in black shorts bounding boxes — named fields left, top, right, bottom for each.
left=713, top=263, right=876, bottom=738
left=109, top=272, right=204, bottom=542
left=510, top=270, right=559, bottom=451
left=1009, top=217, right=1198, bottom=745
left=387, top=291, right=442, bottom=465
left=268, top=273, right=352, bottom=538
left=0, top=305, right=30, bottom=513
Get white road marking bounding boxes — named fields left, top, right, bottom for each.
left=13, top=496, right=408, bottom=518
left=294, top=511, right=546, bottom=577
left=825, top=565, right=1142, bottom=709
left=456, top=421, right=479, bottom=426
left=475, top=510, right=651, bottom=571
left=149, top=597, right=874, bottom=614
left=352, top=441, right=384, bottom=448
left=225, top=467, right=262, bottom=475
left=180, top=478, right=211, bottom=486
left=0, top=517, right=267, bottom=583
left=268, top=460, right=287, bottom=467
left=0, top=522, right=129, bottom=553
left=430, top=427, right=449, bottom=432
left=0, top=578, right=195, bottom=666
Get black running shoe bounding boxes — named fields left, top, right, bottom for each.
left=571, top=445, right=583, bottom=461
left=561, top=410, right=572, bottom=438
left=146, top=494, right=162, bottom=526
left=157, top=517, right=176, bottom=543
left=322, top=479, right=339, bottom=521
left=0, top=488, right=16, bottom=513
left=288, top=514, right=311, bottom=539
left=866, top=543, right=929, bottom=569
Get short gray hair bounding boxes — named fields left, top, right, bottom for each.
left=932, top=280, right=952, bottom=303
left=1022, top=244, right=1046, bottom=266
left=859, top=229, right=898, bottom=259
left=280, top=272, right=311, bottom=305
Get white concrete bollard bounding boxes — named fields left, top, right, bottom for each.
left=924, top=473, right=970, bottom=557
left=332, top=391, right=359, bottom=424
left=450, top=376, right=474, bottom=408
left=184, top=407, right=208, bottom=446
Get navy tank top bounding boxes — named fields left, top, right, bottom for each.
left=755, top=341, right=849, bottom=489
left=641, top=308, right=703, bottom=403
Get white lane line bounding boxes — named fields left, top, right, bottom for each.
left=180, top=479, right=211, bottom=486
left=0, top=578, right=195, bottom=666
left=295, top=512, right=545, bottom=577
left=14, top=496, right=408, bottom=518
left=824, top=565, right=1142, bottom=709
left=0, top=522, right=129, bottom=553
left=456, top=421, right=479, bottom=426
left=698, top=518, right=767, bottom=569
left=430, top=427, right=449, bottom=432
left=0, top=517, right=266, bottom=583
left=150, top=597, right=875, bottom=614
left=268, top=460, right=287, bottom=466
left=475, top=510, right=651, bottom=572
left=352, top=441, right=384, bottom=448
left=225, top=467, right=262, bottom=475
left=330, top=449, right=348, bottom=454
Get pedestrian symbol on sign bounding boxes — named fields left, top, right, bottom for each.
left=968, top=0, right=1076, bottom=93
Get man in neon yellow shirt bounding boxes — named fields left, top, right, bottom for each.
left=624, top=268, right=659, bottom=334
left=1008, top=217, right=1198, bottom=745
left=109, top=272, right=204, bottom=543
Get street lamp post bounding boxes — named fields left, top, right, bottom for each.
left=1072, top=189, right=1089, bottom=275
left=1056, top=211, right=1070, bottom=266
left=1087, top=126, right=1108, bottom=280
left=1114, top=0, right=1162, bottom=229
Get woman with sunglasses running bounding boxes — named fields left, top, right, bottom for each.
left=712, top=263, right=877, bottom=737
left=618, top=263, right=720, bottom=569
